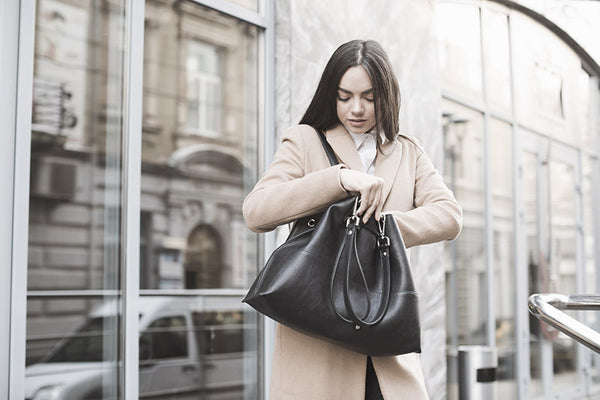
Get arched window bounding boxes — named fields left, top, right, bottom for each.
left=185, top=224, right=222, bottom=289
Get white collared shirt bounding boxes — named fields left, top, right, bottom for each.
left=347, top=129, right=381, bottom=175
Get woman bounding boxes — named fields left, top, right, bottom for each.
left=243, top=40, right=462, bottom=400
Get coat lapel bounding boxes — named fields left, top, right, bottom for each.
left=324, top=125, right=364, bottom=171
left=375, top=138, right=402, bottom=203
left=325, top=125, right=402, bottom=203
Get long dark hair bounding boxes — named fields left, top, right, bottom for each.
left=299, top=40, right=401, bottom=143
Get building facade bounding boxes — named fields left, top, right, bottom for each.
left=2, top=0, right=600, bottom=399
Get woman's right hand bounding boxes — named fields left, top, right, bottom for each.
left=339, top=169, right=384, bottom=223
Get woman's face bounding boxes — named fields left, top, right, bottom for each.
left=336, top=66, right=376, bottom=135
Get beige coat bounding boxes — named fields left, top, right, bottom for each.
left=243, top=124, right=462, bottom=399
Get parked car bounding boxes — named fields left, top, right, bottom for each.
left=25, top=296, right=257, bottom=400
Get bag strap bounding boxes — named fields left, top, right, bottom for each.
left=329, top=214, right=392, bottom=328
left=315, top=126, right=392, bottom=328
left=314, top=128, right=339, bottom=167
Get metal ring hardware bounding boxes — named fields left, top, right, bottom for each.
left=346, top=215, right=360, bottom=227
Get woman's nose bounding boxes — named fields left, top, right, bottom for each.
left=351, top=99, right=363, bottom=114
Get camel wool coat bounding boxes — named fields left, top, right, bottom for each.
left=243, top=124, right=462, bottom=400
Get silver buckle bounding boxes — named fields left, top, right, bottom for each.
left=346, top=215, right=360, bottom=227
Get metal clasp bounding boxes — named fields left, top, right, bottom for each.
left=307, top=218, right=316, bottom=228
left=377, top=216, right=386, bottom=236
left=377, top=236, right=390, bottom=248
left=346, top=215, right=360, bottom=227
left=346, top=197, right=361, bottom=227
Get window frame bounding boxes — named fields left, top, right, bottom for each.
left=5, top=0, right=275, bottom=399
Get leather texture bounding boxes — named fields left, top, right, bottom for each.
left=243, top=128, right=421, bottom=356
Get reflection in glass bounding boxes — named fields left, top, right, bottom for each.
left=442, top=100, right=486, bottom=399
left=26, top=0, right=127, bottom=399
left=186, top=41, right=223, bottom=136
left=522, top=149, right=544, bottom=398
left=535, top=64, right=564, bottom=118
left=142, top=1, right=259, bottom=291
left=437, top=3, right=483, bottom=102
left=584, top=156, right=600, bottom=385
left=137, top=296, right=258, bottom=399
left=482, top=10, right=511, bottom=113
left=227, top=0, right=259, bottom=12
left=25, top=297, right=120, bottom=399
left=511, top=12, right=583, bottom=144
left=489, top=120, right=516, bottom=398
left=549, top=158, right=578, bottom=391
left=576, top=70, right=592, bottom=149
left=140, top=1, right=261, bottom=399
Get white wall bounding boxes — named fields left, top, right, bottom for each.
left=275, top=1, right=447, bottom=397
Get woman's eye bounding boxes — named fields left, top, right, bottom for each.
left=338, top=96, right=350, bottom=102
left=365, top=97, right=374, bottom=102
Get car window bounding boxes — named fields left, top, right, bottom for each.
left=43, top=316, right=117, bottom=363
left=139, top=315, right=188, bottom=361
left=192, top=311, right=250, bottom=355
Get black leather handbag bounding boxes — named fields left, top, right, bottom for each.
left=243, top=128, right=421, bottom=356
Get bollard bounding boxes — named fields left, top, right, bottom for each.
left=457, top=345, right=497, bottom=400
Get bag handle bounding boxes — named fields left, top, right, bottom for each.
left=314, top=127, right=392, bottom=328
left=329, top=207, right=392, bottom=328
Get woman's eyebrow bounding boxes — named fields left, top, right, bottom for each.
left=337, top=87, right=374, bottom=95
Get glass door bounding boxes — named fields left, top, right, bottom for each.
left=24, top=1, right=129, bottom=399
left=517, top=131, right=585, bottom=399
left=547, top=142, right=584, bottom=398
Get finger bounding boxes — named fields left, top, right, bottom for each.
left=362, top=190, right=378, bottom=223
left=356, top=188, right=370, bottom=216
left=363, top=204, right=375, bottom=223
left=374, top=191, right=384, bottom=221
left=373, top=180, right=385, bottom=220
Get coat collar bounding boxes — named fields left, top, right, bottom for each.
left=325, top=124, right=402, bottom=203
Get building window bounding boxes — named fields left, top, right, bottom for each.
left=186, top=40, right=223, bottom=137
left=535, top=63, right=564, bottom=118
left=185, top=224, right=222, bottom=289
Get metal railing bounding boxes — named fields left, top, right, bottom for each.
left=528, top=294, right=600, bottom=354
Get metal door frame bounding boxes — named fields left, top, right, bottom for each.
left=516, top=130, right=587, bottom=399
left=1, top=1, right=35, bottom=398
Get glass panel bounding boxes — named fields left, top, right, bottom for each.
left=25, top=0, right=126, bottom=398
left=437, top=3, right=483, bottom=102
left=522, top=148, right=544, bottom=398
left=578, top=70, right=594, bottom=150
left=583, top=156, right=600, bottom=386
left=142, top=1, right=259, bottom=291
left=512, top=13, right=585, bottom=146
left=442, top=100, right=486, bottom=399
left=138, top=296, right=258, bottom=399
left=226, top=0, right=259, bottom=12
left=142, top=1, right=261, bottom=398
left=549, top=156, right=578, bottom=391
left=489, top=120, right=516, bottom=398
left=482, top=10, right=511, bottom=114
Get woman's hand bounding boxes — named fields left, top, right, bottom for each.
left=339, top=169, right=384, bottom=222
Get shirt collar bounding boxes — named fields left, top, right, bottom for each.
left=345, top=127, right=387, bottom=148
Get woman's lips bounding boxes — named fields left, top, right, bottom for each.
left=349, top=119, right=366, bottom=127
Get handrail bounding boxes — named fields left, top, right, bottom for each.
left=528, top=294, right=600, bottom=354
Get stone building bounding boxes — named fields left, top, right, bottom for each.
left=2, top=0, right=600, bottom=399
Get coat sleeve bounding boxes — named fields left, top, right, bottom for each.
left=243, top=125, right=349, bottom=233
left=388, top=141, right=462, bottom=248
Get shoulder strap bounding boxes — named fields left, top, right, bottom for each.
left=314, top=127, right=339, bottom=167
